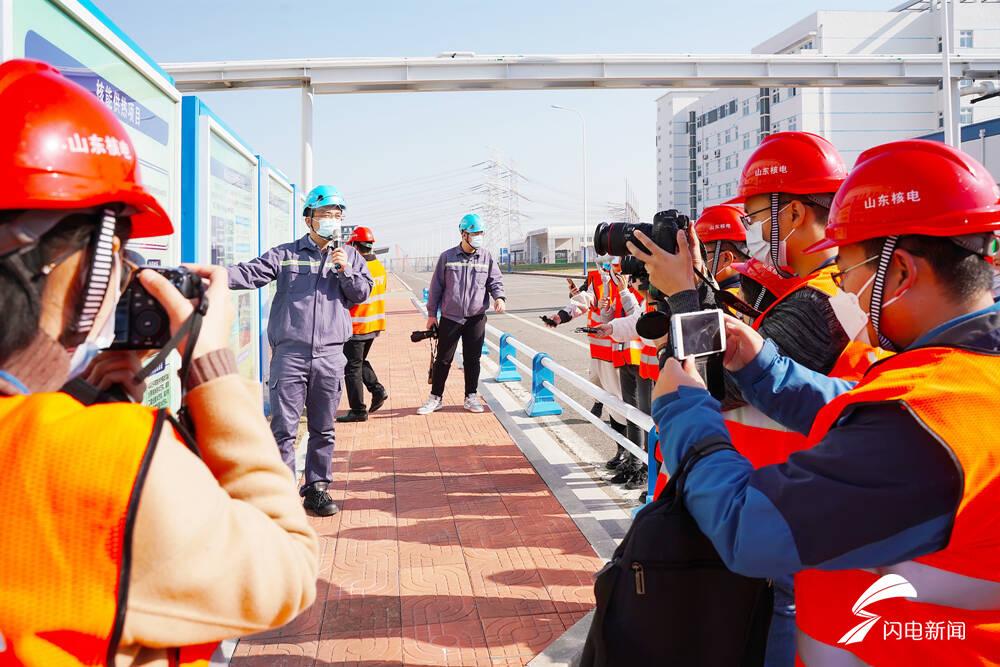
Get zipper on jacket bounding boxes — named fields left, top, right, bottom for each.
left=632, top=562, right=645, bottom=595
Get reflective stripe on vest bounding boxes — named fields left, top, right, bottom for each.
left=0, top=394, right=218, bottom=665
left=587, top=270, right=621, bottom=363
left=795, top=347, right=1000, bottom=666
left=350, top=258, right=387, bottom=335
left=639, top=302, right=660, bottom=381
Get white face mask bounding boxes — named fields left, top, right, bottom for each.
left=746, top=204, right=794, bottom=272
left=468, top=235, right=484, bottom=249
left=829, top=271, right=877, bottom=345
left=67, top=260, right=121, bottom=380
left=745, top=222, right=770, bottom=266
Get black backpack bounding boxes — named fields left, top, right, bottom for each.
left=580, top=441, right=773, bottom=666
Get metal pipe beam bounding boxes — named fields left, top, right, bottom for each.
left=301, top=86, right=314, bottom=193
left=162, top=53, right=1000, bottom=94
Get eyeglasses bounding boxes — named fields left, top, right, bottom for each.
left=831, top=255, right=879, bottom=289
left=739, top=205, right=771, bottom=230
left=739, top=202, right=792, bottom=230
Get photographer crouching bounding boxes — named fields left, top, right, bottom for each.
left=0, top=60, right=318, bottom=663
left=417, top=213, right=506, bottom=415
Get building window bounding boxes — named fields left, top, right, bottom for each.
left=789, top=87, right=798, bottom=98
left=743, top=132, right=751, bottom=149
left=773, top=120, right=781, bottom=133
left=728, top=100, right=737, bottom=115
left=938, top=111, right=944, bottom=129
left=788, top=117, right=797, bottom=131
left=720, top=104, right=728, bottom=119
left=772, top=89, right=781, bottom=105
left=800, top=40, right=814, bottom=51
left=725, top=183, right=733, bottom=197
left=742, top=98, right=750, bottom=117
left=960, top=30, right=974, bottom=48
left=961, top=106, right=973, bottom=124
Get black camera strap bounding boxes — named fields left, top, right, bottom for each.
left=692, top=267, right=762, bottom=321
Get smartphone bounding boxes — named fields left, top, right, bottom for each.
left=670, top=309, right=726, bottom=359
left=575, top=326, right=601, bottom=335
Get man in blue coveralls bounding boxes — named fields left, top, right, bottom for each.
left=228, top=184, right=373, bottom=516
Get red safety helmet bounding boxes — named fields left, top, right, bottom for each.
left=0, top=59, right=171, bottom=252
left=349, top=226, right=375, bottom=244
left=695, top=205, right=746, bottom=243
left=807, top=139, right=1000, bottom=253
left=727, top=132, right=847, bottom=204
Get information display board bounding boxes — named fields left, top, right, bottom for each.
left=5, top=0, right=183, bottom=409
left=258, top=161, right=296, bottom=410
left=182, top=97, right=261, bottom=385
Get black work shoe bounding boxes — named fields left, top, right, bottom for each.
left=369, top=390, right=388, bottom=413
left=336, top=410, right=368, bottom=423
left=605, top=447, right=625, bottom=470
left=624, top=469, right=648, bottom=491
left=609, top=464, right=634, bottom=485
left=301, top=482, right=339, bottom=516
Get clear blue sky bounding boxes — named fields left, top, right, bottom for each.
left=100, top=0, right=882, bottom=257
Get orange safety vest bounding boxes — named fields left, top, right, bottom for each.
left=0, top=392, right=217, bottom=666
left=653, top=265, right=889, bottom=499
left=350, top=257, right=387, bottom=335
left=613, top=285, right=643, bottom=369
left=638, top=299, right=660, bottom=381
left=794, top=347, right=1000, bottom=666
left=586, top=269, right=622, bottom=363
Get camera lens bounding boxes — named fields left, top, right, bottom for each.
left=134, top=308, right=164, bottom=338
left=593, top=222, right=652, bottom=257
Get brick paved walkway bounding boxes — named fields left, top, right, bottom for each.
left=233, top=277, right=604, bottom=666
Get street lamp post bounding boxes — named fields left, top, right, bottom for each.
left=551, top=105, right=588, bottom=275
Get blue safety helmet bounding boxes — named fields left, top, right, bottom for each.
left=459, top=213, right=484, bottom=233
left=303, top=184, right=346, bottom=216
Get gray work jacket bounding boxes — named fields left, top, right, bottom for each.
left=228, top=235, right=373, bottom=356
left=427, top=244, right=505, bottom=324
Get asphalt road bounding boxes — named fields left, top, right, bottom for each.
left=395, top=270, right=631, bottom=471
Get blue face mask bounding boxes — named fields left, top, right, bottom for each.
left=313, top=218, right=341, bottom=240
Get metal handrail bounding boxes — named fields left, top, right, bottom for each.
left=411, top=294, right=654, bottom=469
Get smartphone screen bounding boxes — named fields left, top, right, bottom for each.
left=672, top=310, right=725, bottom=359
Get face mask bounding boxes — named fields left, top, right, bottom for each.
left=829, top=271, right=877, bottom=345
left=67, top=263, right=121, bottom=380
left=468, top=235, right=484, bottom=249
left=746, top=222, right=770, bottom=265
left=313, top=218, right=340, bottom=240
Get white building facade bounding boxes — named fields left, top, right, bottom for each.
left=656, top=1, right=1000, bottom=218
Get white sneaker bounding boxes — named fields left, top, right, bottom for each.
left=417, top=395, right=443, bottom=415
left=463, top=394, right=485, bottom=413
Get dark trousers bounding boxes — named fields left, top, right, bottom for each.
left=269, top=346, right=345, bottom=486
left=618, top=365, right=652, bottom=451
left=431, top=314, right=486, bottom=397
left=343, top=336, right=384, bottom=411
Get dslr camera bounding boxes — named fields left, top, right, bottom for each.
left=410, top=326, right=438, bottom=343
left=593, top=209, right=691, bottom=339
left=111, top=266, right=204, bottom=350
left=593, top=209, right=690, bottom=273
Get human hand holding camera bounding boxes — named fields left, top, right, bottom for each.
left=652, top=356, right=706, bottom=401
left=721, top=314, right=765, bottom=372
left=83, top=350, right=152, bottom=402
left=426, top=316, right=438, bottom=330
left=626, top=229, right=697, bottom=297
left=139, top=264, right=234, bottom=361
